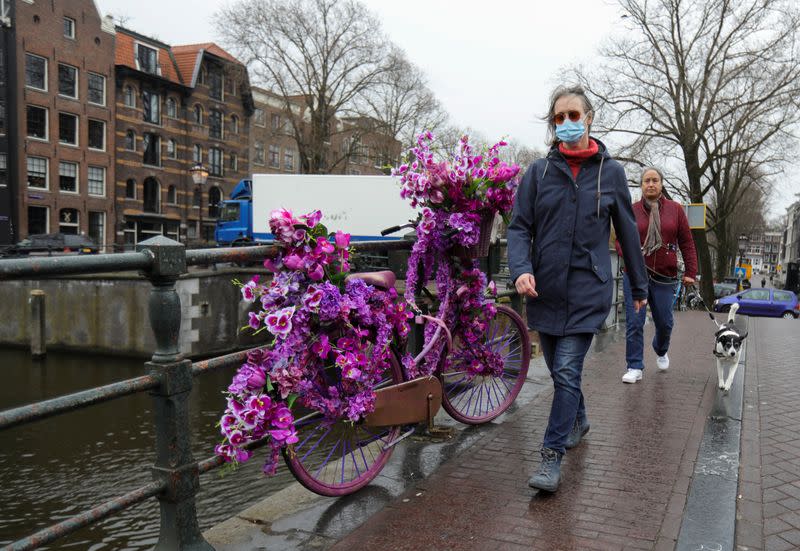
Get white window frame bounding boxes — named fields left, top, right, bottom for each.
left=87, top=166, right=106, bottom=197
left=254, top=108, right=266, bottom=127
left=87, top=119, right=105, bottom=151
left=58, top=160, right=79, bottom=194
left=125, top=178, right=137, bottom=199
left=87, top=73, right=106, bottom=106
left=58, top=208, right=80, bottom=234
left=88, top=211, right=106, bottom=252
left=26, top=105, right=48, bottom=141
left=193, top=144, right=202, bottom=164
left=135, top=42, right=160, bottom=75
left=229, top=153, right=238, bottom=172
left=58, top=112, right=79, bottom=146
left=63, top=16, right=76, bottom=39
left=284, top=149, right=295, bottom=172
left=268, top=144, right=280, bottom=168
left=57, top=63, right=79, bottom=100
left=254, top=141, right=265, bottom=165
left=166, top=185, right=177, bottom=205
left=27, top=156, right=49, bottom=190
left=166, top=97, right=177, bottom=118
left=124, top=85, right=136, bottom=108
left=167, top=139, right=177, bottom=159
left=25, top=53, right=48, bottom=92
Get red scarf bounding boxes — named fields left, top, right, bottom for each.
left=559, top=139, right=599, bottom=179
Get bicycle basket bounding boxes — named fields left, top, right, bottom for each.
left=449, top=211, right=496, bottom=259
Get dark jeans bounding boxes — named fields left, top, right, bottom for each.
left=623, top=273, right=677, bottom=370
left=539, top=332, right=594, bottom=455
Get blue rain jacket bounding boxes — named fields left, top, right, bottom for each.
left=507, top=139, right=648, bottom=336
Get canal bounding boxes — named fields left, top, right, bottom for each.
left=0, top=347, right=293, bottom=550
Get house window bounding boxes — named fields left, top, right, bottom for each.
left=269, top=145, right=279, bottom=168
left=254, top=141, right=265, bottom=164
left=63, top=17, right=75, bottom=39
left=284, top=150, right=295, bottom=172
left=209, top=147, right=223, bottom=176
left=28, top=206, right=49, bottom=235
left=136, top=44, right=158, bottom=75
left=229, top=153, right=238, bottom=172
left=198, top=67, right=206, bottom=85
left=25, top=53, right=47, bottom=91
left=59, top=208, right=79, bottom=234
left=254, top=108, right=265, bottom=127
left=208, top=69, right=223, bottom=100
left=88, top=212, right=105, bottom=249
left=142, top=133, right=161, bottom=166
left=209, top=110, right=223, bottom=139
left=167, top=139, right=176, bottom=159
left=271, top=113, right=280, bottom=131
left=208, top=186, right=222, bottom=217
left=88, top=166, right=105, bottom=196
left=59, top=161, right=78, bottom=193
left=124, top=85, right=136, bottom=107
left=0, top=153, right=7, bottom=187
left=58, top=63, right=78, bottom=98
left=193, top=104, right=203, bottom=124
left=125, top=179, right=136, bottom=199
left=58, top=113, right=78, bottom=145
left=88, top=119, right=105, bottom=150
left=27, top=157, right=48, bottom=189
left=225, top=76, right=236, bottom=96
left=26, top=105, right=48, bottom=140
left=193, top=144, right=202, bottom=163
left=230, top=115, right=239, bottom=134
left=166, top=97, right=177, bottom=118
left=125, top=129, right=136, bottom=151
left=87, top=73, right=105, bottom=105
left=143, top=178, right=160, bottom=213
left=142, top=90, right=160, bottom=124
left=167, top=185, right=176, bottom=204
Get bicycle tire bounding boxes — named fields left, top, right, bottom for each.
left=282, top=351, right=404, bottom=497
left=439, top=304, right=530, bottom=424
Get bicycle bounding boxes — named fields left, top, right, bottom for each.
left=280, top=221, right=531, bottom=496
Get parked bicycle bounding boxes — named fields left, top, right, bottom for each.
left=283, top=221, right=529, bottom=496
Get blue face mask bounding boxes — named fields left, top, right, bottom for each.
left=555, top=119, right=586, bottom=144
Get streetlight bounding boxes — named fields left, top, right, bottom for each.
left=737, top=233, right=749, bottom=289
left=190, top=163, right=208, bottom=244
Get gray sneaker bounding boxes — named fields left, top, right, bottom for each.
left=564, top=418, right=590, bottom=449
left=528, top=447, right=563, bottom=492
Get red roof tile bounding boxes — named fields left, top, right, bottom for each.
left=115, top=29, right=183, bottom=85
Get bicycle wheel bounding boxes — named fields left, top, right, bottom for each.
left=282, top=351, right=404, bottom=496
left=440, top=304, right=530, bottom=424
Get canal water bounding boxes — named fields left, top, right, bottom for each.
left=0, top=347, right=294, bottom=550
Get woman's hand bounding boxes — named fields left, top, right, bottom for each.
left=515, top=273, right=538, bottom=298
left=682, top=276, right=695, bottom=285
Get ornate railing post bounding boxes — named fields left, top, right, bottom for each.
left=138, top=236, right=214, bottom=551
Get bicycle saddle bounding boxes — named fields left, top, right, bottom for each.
left=345, top=270, right=396, bottom=290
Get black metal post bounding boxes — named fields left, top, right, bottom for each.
left=138, top=235, right=214, bottom=551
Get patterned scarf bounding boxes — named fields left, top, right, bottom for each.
left=642, top=198, right=663, bottom=256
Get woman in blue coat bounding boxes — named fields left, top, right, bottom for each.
left=507, top=85, right=648, bottom=492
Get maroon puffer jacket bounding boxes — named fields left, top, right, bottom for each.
left=616, top=196, right=698, bottom=280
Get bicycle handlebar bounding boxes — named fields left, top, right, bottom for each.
left=380, top=222, right=416, bottom=236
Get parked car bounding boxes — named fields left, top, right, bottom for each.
left=0, top=233, right=99, bottom=257
left=714, top=283, right=738, bottom=299
left=713, top=288, right=799, bottom=319
left=721, top=276, right=751, bottom=292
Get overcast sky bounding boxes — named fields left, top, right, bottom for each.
left=95, top=0, right=797, bottom=218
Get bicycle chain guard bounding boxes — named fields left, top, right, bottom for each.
left=363, top=376, right=442, bottom=427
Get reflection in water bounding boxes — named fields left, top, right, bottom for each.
left=0, top=348, right=292, bottom=550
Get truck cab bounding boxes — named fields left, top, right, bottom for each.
left=214, top=179, right=253, bottom=246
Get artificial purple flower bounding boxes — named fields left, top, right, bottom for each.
left=334, top=230, right=350, bottom=249
left=265, top=306, right=295, bottom=337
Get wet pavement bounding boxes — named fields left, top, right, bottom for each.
left=204, top=311, right=799, bottom=551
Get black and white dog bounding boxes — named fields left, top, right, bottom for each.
left=712, top=303, right=747, bottom=393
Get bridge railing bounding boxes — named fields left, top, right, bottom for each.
left=0, top=236, right=514, bottom=550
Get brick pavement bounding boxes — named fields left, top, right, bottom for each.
left=329, top=311, right=720, bottom=551
left=736, top=318, right=800, bottom=551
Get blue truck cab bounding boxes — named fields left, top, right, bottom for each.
left=214, top=179, right=257, bottom=246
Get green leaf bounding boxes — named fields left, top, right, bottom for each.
left=287, top=394, right=298, bottom=408
left=265, top=375, right=274, bottom=393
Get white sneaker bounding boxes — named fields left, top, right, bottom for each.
left=657, top=355, right=670, bottom=371
left=622, top=369, right=643, bottom=383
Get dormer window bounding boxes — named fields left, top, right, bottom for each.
left=136, top=44, right=159, bottom=75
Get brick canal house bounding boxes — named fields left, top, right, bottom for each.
left=4, top=0, right=116, bottom=248
left=250, top=86, right=401, bottom=177
left=114, top=28, right=252, bottom=249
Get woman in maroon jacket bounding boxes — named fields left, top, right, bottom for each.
left=621, top=167, right=698, bottom=383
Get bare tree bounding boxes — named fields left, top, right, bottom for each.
left=581, top=0, right=800, bottom=300
left=216, top=0, right=397, bottom=173
left=359, top=49, right=448, bottom=151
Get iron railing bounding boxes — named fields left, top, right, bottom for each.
left=0, top=237, right=514, bottom=550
